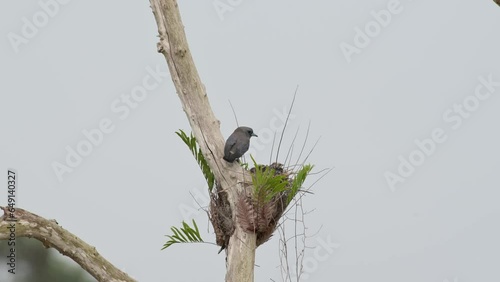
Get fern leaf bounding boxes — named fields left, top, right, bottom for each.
left=176, top=130, right=215, bottom=191
left=161, top=220, right=204, bottom=250
left=287, top=164, right=313, bottom=204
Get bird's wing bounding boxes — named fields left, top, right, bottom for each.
left=224, top=135, right=237, bottom=157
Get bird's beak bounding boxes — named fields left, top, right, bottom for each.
left=252, top=133, right=258, bottom=137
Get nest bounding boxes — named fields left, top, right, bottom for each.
left=210, top=162, right=294, bottom=251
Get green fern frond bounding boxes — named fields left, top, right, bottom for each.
left=287, top=164, right=313, bottom=204
left=176, top=130, right=215, bottom=191
left=162, top=220, right=203, bottom=250
left=250, top=156, right=288, bottom=203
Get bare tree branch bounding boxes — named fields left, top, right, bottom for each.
left=0, top=207, right=136, bottom=282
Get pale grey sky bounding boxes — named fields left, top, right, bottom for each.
left=1, top=1, right=500, bottom=281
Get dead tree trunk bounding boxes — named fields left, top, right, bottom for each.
left=149, top=1, right=257, bottom=281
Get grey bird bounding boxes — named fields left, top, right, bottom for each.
left=223, top=126, right=258, bottom=162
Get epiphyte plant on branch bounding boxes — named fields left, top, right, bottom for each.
left=163, top=124, right=316, bottom=253
left=237, top=156, right=314, bottom=246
